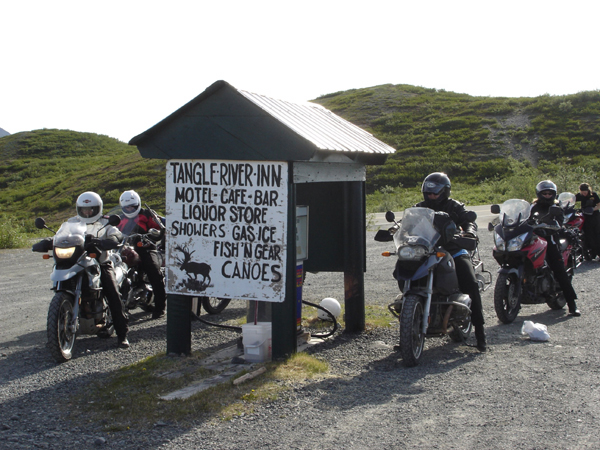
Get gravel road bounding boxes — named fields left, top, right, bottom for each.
left=1, top=227, right=600, bottom=449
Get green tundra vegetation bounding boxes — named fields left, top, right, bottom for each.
left=312, top=84, right=600, bottom=211
left=1, top=84, right=599, bottom=247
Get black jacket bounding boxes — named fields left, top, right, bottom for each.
left=415, top=198, right=478, bottom=253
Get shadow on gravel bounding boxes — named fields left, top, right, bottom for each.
left=304, top=333, right=481, bottom=412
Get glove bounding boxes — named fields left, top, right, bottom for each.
left=32, top=237, right=53, bottom=252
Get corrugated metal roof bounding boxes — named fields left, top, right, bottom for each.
left=238, top=89, right=396, bottom=155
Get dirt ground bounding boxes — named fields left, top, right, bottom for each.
left=1, top=226, right=600, bottom=449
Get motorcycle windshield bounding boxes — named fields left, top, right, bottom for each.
left=498, top=199, right=531, bottom=227
left=558, top=192, right=576, bottom=209
left=53, top=218, right=86, bottom=247
left=393, top=207, right=440, bottom=252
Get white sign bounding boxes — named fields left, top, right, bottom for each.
left=165, top=160, right=288, bottom=302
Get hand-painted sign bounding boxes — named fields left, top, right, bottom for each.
left=165, top=160, right=288, bottom=302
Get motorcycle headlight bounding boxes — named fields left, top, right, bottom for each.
left=398, top=245, right=427, bottom=260
left=494, top=232, right=505, bottom=251
left=506, top=232, right=529, bottom=252
left=54, top=246, right=76, bottom=259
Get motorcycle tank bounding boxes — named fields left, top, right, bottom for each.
left=433, top=253, right=460, bottom=295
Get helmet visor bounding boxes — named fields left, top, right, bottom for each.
left=122, top=204, right=139, bottom=214
left=422, top=181, right=446, bottom=195
left=78, top=206, right=100, bottom=218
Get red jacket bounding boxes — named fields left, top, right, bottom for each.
left=118, top=209, right=161, bottom=235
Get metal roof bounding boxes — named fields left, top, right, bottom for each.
left=238, top=89, right=396, bottom=156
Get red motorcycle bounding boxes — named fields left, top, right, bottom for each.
left=558, top=192, right=587, bottom=266
left=490, top=199, right=575, bottom=323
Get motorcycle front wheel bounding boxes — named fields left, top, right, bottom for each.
left=494, top=272, right=521, bottom=324
left=201, top=296, right=231, bottom=314
left=47, top=292, right=76, bottom=363
left=399, top=294, right=425, bottom=367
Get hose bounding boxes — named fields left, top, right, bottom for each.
left=190, top=300, right=340, bottom=338
left=301, top=300, right=339, bottom=338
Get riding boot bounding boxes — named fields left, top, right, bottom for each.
left=567, top=299, right=581, bottom=316
left=475, top=326, right=487, bottom=352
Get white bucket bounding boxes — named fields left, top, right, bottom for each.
left=241, top=322, right=272, bottom=362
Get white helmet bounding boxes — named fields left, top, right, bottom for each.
left=76, top=192, right=103, bottom=224
left=120, top=190, right=141, bottom=218
left=318, top=297, right=341, bottom=321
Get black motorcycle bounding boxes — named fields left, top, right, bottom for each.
left=375, top=207, right=491, bottom=367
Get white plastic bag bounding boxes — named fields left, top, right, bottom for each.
left=521, top=320, right=550, bottom=341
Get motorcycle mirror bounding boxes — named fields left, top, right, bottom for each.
left=385, top=211, right=396, bottom=223
left=108, top=214, right=121, bottom=226
left=374, top=229, right=394, bottom=242
left=35, top=217, right=46, bottom=229
left=490, top=204, right=500, bottom=214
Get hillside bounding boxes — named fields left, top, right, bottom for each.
left=0, top=129, right=166, bottom=226
left=2, top=85, right=600, bottom=227
left=312, top=85, right=600, bottom=193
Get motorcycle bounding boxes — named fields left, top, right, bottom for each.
left=557, top=192, right=587, bottom=267
left=32, top=215, right=127, bottom=363
left=116, top=204, right=231, bottom=316
left=375, top=207, right=491, bottom=367
left=489, top=199, right=574, bottom=324
left=119, top=228, right=164, bottom=313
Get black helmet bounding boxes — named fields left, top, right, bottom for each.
left=535, top=180, right=557, bottom=205
left=422, top=172, right=451, bottom=206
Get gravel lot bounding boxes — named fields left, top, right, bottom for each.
left=1, top=227, right=599, bottom=449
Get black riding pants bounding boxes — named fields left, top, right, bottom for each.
left=454, top=254, right=485, bottom=328
left=545, top=237, right=577, bottom=307
left=100, top=261, right=129, bottom=339
left=139, top=249, right=166, bottom=313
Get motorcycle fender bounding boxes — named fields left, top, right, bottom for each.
left=410, top=254, right=443, bottom=280
left=497, top=266, right=523, bottom=297
left=50, top=266, right=84, bottom=282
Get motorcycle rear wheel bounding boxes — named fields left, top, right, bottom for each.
left=47, top=292, right=76, bottom=363
left=494, top=273, right=521, bottom=324
left=399, top=294, right=425, bottom=367
left=201, top=296, right=231, bottom=314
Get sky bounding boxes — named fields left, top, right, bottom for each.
left=2, top=0, right=599, bottom=143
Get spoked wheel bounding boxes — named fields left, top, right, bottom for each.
left=449, top=317, right=473, bottom=342
left=494, top=273, right=521, bottom=324
left=399, top=294, right=425, bottom=367
left=47, top=292, right=76, bottom=363
left=201, top=296, right=231, bottom=314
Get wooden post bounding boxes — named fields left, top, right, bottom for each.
left=343, top=181, right=366, bottom=332
left=166, top=294, right=191, bottom=355
left=271, top=167, right=297, bottom=359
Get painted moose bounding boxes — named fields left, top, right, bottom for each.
left=174, top=245, right=212, bottom=288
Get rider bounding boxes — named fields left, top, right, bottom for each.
left=416, top=172, right=487, bottom=351
left=75, top=192, right=130, bottom=347
left=575, top=182, right=600, bottom=260
left=530, top=180, right=581, bottom=316
left=117, top=190, right=166, bottom=320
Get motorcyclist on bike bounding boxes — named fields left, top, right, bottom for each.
left=415, top=172, right=487, bottom=351
left=575, top=182, right=600, bottom=260
left=117, top=190, right=166, bottom=320
left=531, top=180, right=581, bottom=316
left=75, top=191, right=130, bottom=347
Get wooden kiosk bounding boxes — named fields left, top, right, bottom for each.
left=129, top=80, right=395, bottom=359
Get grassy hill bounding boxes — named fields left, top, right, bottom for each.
left=2, top=84, right=600, bottom=239
left=312, top=84, right=600, bottom=194
left=0, top=129, right=166, bottom=229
